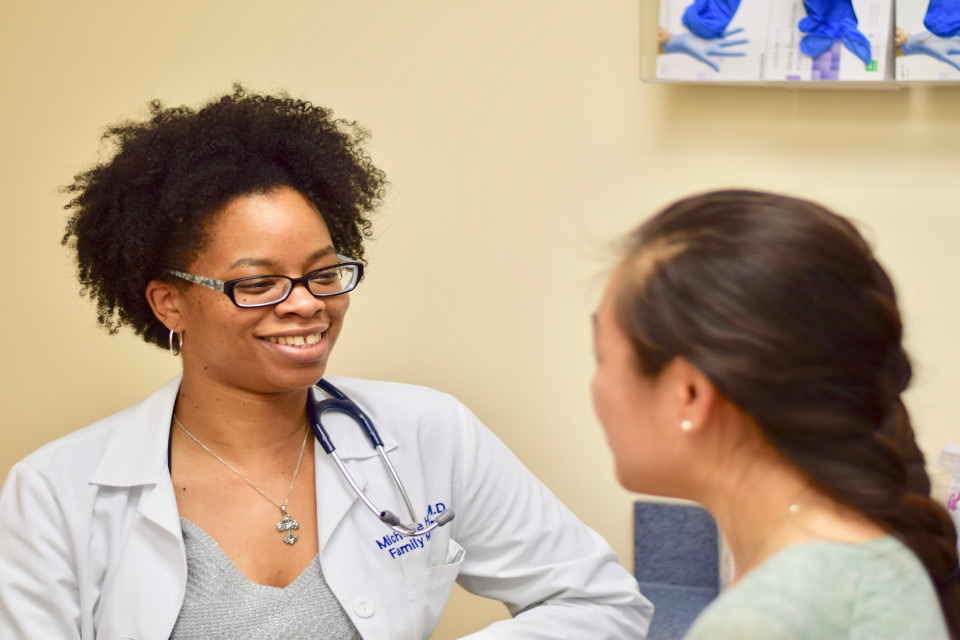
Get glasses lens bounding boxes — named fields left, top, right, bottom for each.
left=233, top=277, right=291, bottom=306
left=308, top=265, right=358, bottom=296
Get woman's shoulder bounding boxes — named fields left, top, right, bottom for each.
left=317, top=376, right=496, bottom=456
left=322, top=375, right=450, bottom=398
left=320, top=376, right=471, bottom=418
left=684, top=536, right=949, bottom=640
left=4, top=376, right=180, bottom=489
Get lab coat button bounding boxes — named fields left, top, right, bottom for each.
left=353, top=597, right=375, bottom=618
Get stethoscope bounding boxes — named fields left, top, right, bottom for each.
left=309, top=379, right=455, bottom=538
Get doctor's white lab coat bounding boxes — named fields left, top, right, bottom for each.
left=0, top=375, right=652, bottom=639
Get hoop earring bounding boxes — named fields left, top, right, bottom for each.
left=680, top=420, right=693, bottom=432
left=169, top=330, right=183, bottom=357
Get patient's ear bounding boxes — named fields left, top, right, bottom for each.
left=145, top=279, right=184, bottom=331
left=672, top=356, right=717, bottom=434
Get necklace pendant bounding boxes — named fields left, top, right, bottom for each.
left=277, top=511, right=300, bottom=545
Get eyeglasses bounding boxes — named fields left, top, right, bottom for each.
left=165, top=256, right=363, bottom=308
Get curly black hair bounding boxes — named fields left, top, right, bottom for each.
left=62, top=85, right=387, bottom=349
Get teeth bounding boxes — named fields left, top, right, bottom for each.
left=265, top=333, right=323, bottom=347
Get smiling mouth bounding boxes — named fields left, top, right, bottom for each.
left=263, top=333, right=323, bottom=347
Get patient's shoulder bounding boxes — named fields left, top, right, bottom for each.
left=683, top=536, right=949, bottom=640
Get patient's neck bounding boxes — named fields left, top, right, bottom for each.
left=696, top=442, right=886, bottom=583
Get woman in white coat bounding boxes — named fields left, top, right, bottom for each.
left=0, top=87, right=651, bottom=639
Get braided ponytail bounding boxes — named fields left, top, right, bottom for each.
left=867, top=258, right=960, bottom=633
left=800, top=357, right=960, bottom=638
left=616, top=189, right=960, bottom=638
left=870, top=353, right=959, bottom=636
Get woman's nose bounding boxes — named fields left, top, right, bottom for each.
left=275, top=282, right=326, bottom=315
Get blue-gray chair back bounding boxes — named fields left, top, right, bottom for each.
left=634, top=501, right=721, bottom=640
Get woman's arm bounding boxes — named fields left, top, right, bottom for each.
left=447, top=399, right=653, bottom=639
left=0, top=461, right=85, bottom=639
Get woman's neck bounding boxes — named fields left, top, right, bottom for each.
left=699, top=451, right=809, bottom=581
left=695, top=443, right=886, bottom=584
left=172, top=371, right=311, bottom=453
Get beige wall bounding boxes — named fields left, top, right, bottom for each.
left=2, top=1, right=959, bottom=637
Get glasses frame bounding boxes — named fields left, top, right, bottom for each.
left=164, top=255, right=364, bottom=308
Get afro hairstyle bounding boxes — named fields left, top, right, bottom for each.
left=62, top=85, right=387, bottom=349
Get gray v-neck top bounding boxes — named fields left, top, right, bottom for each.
left=170, top=518, right=361, bottom=640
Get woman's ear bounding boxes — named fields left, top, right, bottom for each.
left=145, top=279, right=184, bottom=331
left=671, top=356, right=717, bottom=434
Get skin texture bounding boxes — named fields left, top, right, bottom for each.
left=591, top=269, right=688, bottom=494
left=591, top=267, right=725, bottom=500
left=146, top=186, right=349, bottom=587
left=148, top=187, right=348, bottom=397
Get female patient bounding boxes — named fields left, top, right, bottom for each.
left=592, top=189, right=959, bottom=638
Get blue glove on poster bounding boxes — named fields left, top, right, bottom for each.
left=682, top=0, right=743, bottom=39
left=900, top=31, right=960, bottom=71
left=924, top=0, right=960, bottom=38
left=662, top=28, right=749, bottom=71
left=799, top=0, right=873, bottom=67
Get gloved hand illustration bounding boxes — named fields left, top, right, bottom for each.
left=900, top=30, right=960, bottom=71
left=661, top=28, right=748, bottom=71
left=799, top=0, right=873, bottom=67
left=682, top=0, right=743, bottom=39
left=924, top=0, right=960, bottom=38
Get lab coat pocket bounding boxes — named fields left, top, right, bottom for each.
left=401, top=539, right=465, bottom=637
left=402, top=539, right=465, bottom=604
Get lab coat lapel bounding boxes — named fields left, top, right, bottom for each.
left=97, top=479, right=186, bottom=640
left=90, top=374, right=184, bottom=539
left=90, top=375, right=187, bottom=639
left=314, top=444, right=368, bottom=549
left=311, top=399, right=398, bottom=549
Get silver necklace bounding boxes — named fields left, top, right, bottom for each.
left=733, top=502, right=804, bottom=581
left=173, top=414, right=310, bottom=545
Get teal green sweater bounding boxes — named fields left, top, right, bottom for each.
left=685, top=536, right=949, bottom=639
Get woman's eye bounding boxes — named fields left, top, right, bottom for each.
left=236, top=278, right=279, bottom=292
left=310, top=272, right=338, bottom=284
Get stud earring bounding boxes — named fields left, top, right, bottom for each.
left=680, top=420, right=693, bottom=432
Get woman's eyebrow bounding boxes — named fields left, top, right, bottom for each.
left=228, top=245, right=336, bottom=270
left=311, top=245, right=337, bottom=261
left=228, top=257, right=274, bottom=269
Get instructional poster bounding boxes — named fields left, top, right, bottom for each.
left=654, top=0, right=895, bottom=83
left=765, top=0, right=894, bottom=81
left=896, top=0, right=960, bottom=81
left=656, top=0, right=770, bottom=81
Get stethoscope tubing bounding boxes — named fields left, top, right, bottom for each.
left=309, top=379, right=454, bottom=538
